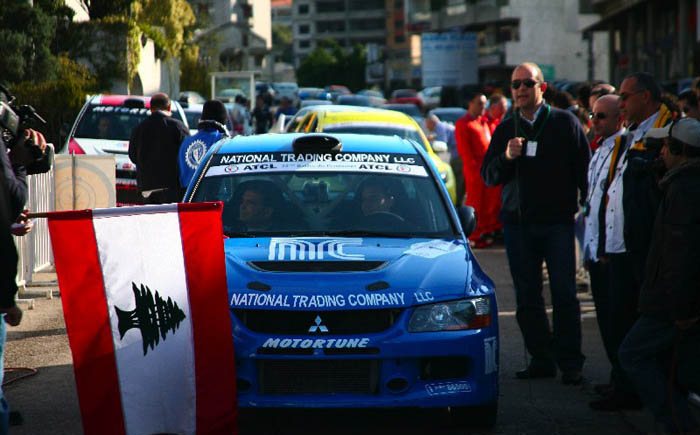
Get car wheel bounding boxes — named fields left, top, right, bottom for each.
left=449, top=401, right=498, bottom=429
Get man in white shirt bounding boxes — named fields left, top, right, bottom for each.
left=582, top=95, right=633, bottom=410
left=592, top=72, right=673, bottom=411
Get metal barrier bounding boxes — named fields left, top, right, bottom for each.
left=14, top=147, right=56, bottom=288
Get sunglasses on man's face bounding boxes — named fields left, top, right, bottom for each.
left=589, top=112, right=608, bottom=120
left=511, top=79, right=538, bottom=90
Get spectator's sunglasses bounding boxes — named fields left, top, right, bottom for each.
left=511, top=79, right=539, bottom=90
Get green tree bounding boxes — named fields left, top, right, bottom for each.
left=0, top=1, right=58, bottom=83
left=272, top=24, right=293, bottom=64
left=296, top=40, right=366, bottom=91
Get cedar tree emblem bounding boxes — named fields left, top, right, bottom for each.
left=115, top=283, right=186, bottom=355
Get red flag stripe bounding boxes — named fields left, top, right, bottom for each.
left=48, top=212, right=126, bottom=435
left=178, top=202, right=238, bottom=434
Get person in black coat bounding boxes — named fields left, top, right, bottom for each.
left=481, top=62, right=590, bottom=385
left=128, top=93, right=190, bottom=204
left=619, top=118, right=700, bottom=434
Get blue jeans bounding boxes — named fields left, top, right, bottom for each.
left=619, top=315, right=699, bottom=433
left=503, top=222, right=584, bottom=371
left=0, top=315, right=8, bottom=435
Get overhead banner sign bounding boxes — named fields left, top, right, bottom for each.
left=421, top=33, right=478, bottom=87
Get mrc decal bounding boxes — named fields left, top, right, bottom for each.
left=268, top=238, right=364, bottom=261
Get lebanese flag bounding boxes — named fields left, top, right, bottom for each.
left=47, top=202, right=237, bottom=435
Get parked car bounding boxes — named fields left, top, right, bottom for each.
left=183, top=132, right=499, bottom=426
left=272, top=82, right=299, bottom=105
left=293, top=105, right=457, bottom=204
left=389, top=89, right=423, bottom=109
left=300, top=99, right=334, bottom=109
left=382, top=103, right=425, bottom=126
left=419, top=86, right=442, bottom=111
left=183, top=103, right=203, bottom=135
left=336, top=94, right=372, bottom=107
left=177, top=91, right=206, bottom=108
left=357, top=89, right=387, bottom=107
left=63, top=94, right=189, bottom=205
left=429, top=107, right=467, bottom=125
left=325, top=85, right=351, bottom=103
left=298, top=87, right=331, bottom=101
left=217, top=88, right=245, bottom=103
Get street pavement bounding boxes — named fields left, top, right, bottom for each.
left=5, top=246, right=691, bottom=434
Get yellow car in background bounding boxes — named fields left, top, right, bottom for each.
left=294, top=106, right=457, bottom=204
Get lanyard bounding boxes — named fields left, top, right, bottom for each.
left=586, top=140, right=617, bottom=205
left=515, top=104, right=551, bottom=141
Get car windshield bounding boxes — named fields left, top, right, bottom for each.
left=394, top=90, right=416, bottom=98
left=191, top=150, right=454, bottom=238
left=322, top=125, right=426, bottom=150
left=185, top=111, right=201, bottom=128
left=74, top=105, right=155, bottom=141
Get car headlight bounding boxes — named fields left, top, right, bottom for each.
left=439, top=170, right=448, bottom=182
left=408, top=297, right=491, bottom=332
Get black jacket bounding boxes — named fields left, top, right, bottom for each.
left=638, top=159, right=700, bottom=321
left=128, top=111, right=189, bottom=192
left=0, top=137, right=22, bottom=308
left=481, top=105, right=590, bottom=224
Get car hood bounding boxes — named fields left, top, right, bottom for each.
left=225, top=237, right=490, bottom=311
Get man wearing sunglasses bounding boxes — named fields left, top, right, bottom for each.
left=583, top=96, right=643, bottom=412
left=481, top=62, right=590, bottom=385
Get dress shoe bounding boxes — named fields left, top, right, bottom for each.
left=515, top=365, right=556, bottom=379
left=561, top=370, right=583, bottom=385
left=593, top=383, right=614, bottom=396
left=589, top=391, right=643, bottom=411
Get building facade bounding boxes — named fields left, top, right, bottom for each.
left=406, top=0, right=609, bottom=86
left=585, top=0, right=697, bottom=90
left=291, top=0, right=387, bottom=67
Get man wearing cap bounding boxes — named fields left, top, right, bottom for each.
left=619, top=118, right=700, bottom=434
left=178, top=100, right=230, bottom=189
left=129, top=93, right=190, bottom=204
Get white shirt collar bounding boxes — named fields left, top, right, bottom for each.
left=632, top=110, right=660, bottom=142
left=519, top=100, right=546, bottom=125
left=600, top=128, right=626, bottom=148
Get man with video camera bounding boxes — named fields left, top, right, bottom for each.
left=0, top=83, right=50, bottom=432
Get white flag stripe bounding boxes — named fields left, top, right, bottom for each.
left=93, top=210, right=196, bottom=435
left=92, top=203, right=179, bottom=217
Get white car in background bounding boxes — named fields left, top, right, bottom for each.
left=419, top=86, right=442, bottom=111
left=63, top=94, right=189, bottom=205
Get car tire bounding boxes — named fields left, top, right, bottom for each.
left=449, top=401, right=498, bottom=429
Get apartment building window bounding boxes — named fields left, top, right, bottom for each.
left=299, top=24, right=310, bottom=34
left=316, top=1, right=345, bottom=12
left=395, top=35, right=405, bottom=43
left=394, top=20, right=404, bottom=29
left=316, top=20, right=346, bottom=33
left=349, top=18, right=384, bottom=30
left=298, top=4, right=310, bottom=14
left=299, top=40, right=311, bottom=49
left=349, top=0, right=383, bottom=10
left=394, top=0, right=403, bottom=8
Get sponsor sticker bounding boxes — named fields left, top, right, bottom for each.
left=230, top=291, right=407, bottom=308
left=261, top=337, right=370, bottom=349
left=268, top=237, right=364, bottom=261
left=205, top=152, right=428, bottom=177
left=484, top=336, right=498, bottom=374
left=425, top=381, right=472, bottom=396
left=404, top=240, right=462, bottom=259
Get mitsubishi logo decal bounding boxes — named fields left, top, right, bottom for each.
left=308, top=315, right=329, bottom=333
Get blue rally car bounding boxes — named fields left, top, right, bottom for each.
left=184, top=133, right=499, bottom=426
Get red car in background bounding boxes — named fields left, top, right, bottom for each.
left=389, top=89, right=424, bottom=109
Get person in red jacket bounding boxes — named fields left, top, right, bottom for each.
left=456, top=91, right=497, bottom=247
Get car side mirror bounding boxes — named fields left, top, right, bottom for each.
left=457, top=206, right=477, bottom=237
left=432, top=140, right=448, bottom=153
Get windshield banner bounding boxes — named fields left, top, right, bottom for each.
left=205, top=152, right=428, bottom=178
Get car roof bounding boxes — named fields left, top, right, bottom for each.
left=321, top=110, right=417, bottom=126
left=215, top=133, right=420, bottom=155
left=90, top=94, right=153, bottom=108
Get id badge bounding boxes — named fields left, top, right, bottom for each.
left=526, top=141, right=538, bottom=157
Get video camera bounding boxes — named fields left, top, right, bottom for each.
left=0, top=83, right=51, bottom=174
